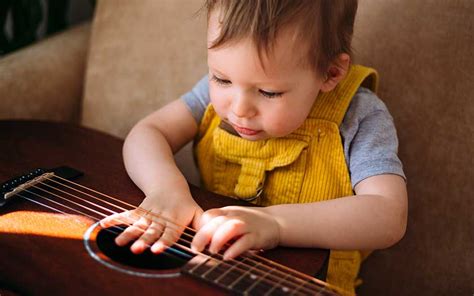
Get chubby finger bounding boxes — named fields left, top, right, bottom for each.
left=191, top=207, right=205, bottom=230
left=130, top=220, right=165, bottom=254
left=151, top=223, right=184, bottom=254
left=222, top=234, right=255, bottom=260
left=100, top=211, right=137, bottom=228
left=197, top=208, right=226, bottom=229
left=115, top=216, right=150, bottom=248
left=192, top=215, right=227, bottom=253
left=208, top=219, right=246, bottom=254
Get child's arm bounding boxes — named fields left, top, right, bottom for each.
left=191, top=174, right=407, bottom=260
left=101, top=99, right=203, bottom=254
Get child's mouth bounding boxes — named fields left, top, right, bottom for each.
left=232, top=124, right=261, bottom=136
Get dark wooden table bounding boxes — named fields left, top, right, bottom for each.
left=0, top=120, right=328, bottom=295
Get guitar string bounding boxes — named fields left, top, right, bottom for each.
left=49, top=175, right=346, bottom=295
left=40, top=177, right=299, bottom=293
left=21, top=174, right=347, bottom=296
left=14, top=192, right=195, bottom=267
left=44, top=177, right=184, bottom=233
left=17, top=186, right=327, bottom=296
left=27, top=183, right=332, bottom=296
left=48, top=174, right=348, bottom=296
left=20, top=187, right=133, bottom=234
left=25, top=183, right=193, bottom=263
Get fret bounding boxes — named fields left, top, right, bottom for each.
left=200, top=259, right=222, bottom=278
left=253, top=257, right=340, bottom=296
left=290, top=280, right=304, bottom=296
left=316, top=287, right=338, bottom=296
left=183, top=255, right=270, bottom=294
left=201, top=259, right=230, bottom=280
left=271, top=276, right=306, bottom=296
left=213, top=257, right=247, bottom=286
left=251, top=257, right=308, bottom=295
left=182, top=254, right=340, bottom=296
left=182, top=254, right=214, bottom=275
left=219, top=257, right=305, bottom=295
left=290, top=278, right=336, bottom=296
left=228, top=259, right=260, bottom=292
left=293, top=279, right=314, bottom=295
left=264, top=273, right=290, bottom=296
left=243, top=267, right=274, bottom=294
left=228, top=260, right=281, bottom=294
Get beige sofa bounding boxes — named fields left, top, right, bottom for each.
left=1, top=1, right=472, bottom=295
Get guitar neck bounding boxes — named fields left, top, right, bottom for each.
left=182, top=253, right=341, bottom=295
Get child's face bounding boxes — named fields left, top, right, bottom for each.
left=207, top=11, right=326, bottom=141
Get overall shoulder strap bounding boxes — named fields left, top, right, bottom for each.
left=308, top=65, right=378, bottom=125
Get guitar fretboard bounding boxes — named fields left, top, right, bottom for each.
left=182, top=253, right=340, bottom=295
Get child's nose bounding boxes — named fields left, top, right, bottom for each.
left=231, top=93, right=257, bottom=118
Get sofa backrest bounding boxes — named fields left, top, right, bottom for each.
left=80, top=0, right=206, bottom=184
left=81, top=0, right=207, bottom=138
left=0, top=24, right=90, bottom=122
left=353, top=1, right=473, bottom=295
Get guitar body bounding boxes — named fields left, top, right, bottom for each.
left=0, top=121, right=328, bottom=295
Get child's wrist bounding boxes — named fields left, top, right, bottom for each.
left=134, top=166, right=190, bottom=199
left=260, top=206, right=282, bottom=248
left=142, top=183, right=190, bottom=202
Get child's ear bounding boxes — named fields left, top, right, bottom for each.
left=320, top=53, right=351, bottom=93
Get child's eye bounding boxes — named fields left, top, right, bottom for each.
left=259, top=89, right=283, bottom=98
left=211, top=75, right=231, bottom=86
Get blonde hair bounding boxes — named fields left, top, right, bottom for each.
left=204, top=0, right=358, bottom=74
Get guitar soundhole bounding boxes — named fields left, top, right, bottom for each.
left=95, top=226, right=195, bottom=270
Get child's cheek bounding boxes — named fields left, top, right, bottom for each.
left=265, top=114, right=302, bottom=138
left=209, top=88, right=230, bottom=119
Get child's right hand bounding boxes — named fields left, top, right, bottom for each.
left=100, top=190, right=203, bottom=254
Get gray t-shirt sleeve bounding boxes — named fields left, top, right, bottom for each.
left=181, top=78, right=406, bottom=189
left=341, top=87, right=406, bottom=187
left=181, top=75, right=210, bottom=123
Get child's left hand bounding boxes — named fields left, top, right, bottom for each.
left=191, top=206, right=280, bottom=260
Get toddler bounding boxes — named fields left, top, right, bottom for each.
left=101, top=0, right=407, bottom=292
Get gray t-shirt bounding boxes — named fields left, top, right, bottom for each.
left=182, top=75, right=405, bottom=188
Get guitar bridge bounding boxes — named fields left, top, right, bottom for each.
left=1, top=166, right=83, bottom=206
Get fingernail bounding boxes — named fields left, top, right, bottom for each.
left=151, top=243, right=162, bottom=253
left=131, top=245, right=139, bottom=253
left=115, top=238, right=123, bottom=246
left=131, top=246, right=143, bottom=254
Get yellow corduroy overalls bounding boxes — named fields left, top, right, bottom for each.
left=194, top=65, right=378, bottom=293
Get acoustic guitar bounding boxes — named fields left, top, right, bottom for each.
left=0, top=120, right=346, bottom=295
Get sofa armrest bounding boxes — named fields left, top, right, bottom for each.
left=0, top=23, right=91, bottom=123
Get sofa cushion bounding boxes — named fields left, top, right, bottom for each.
left=353, top=1, right=474, bottom=295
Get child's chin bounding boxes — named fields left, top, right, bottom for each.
left=240, top=132, right=269, bottom=141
